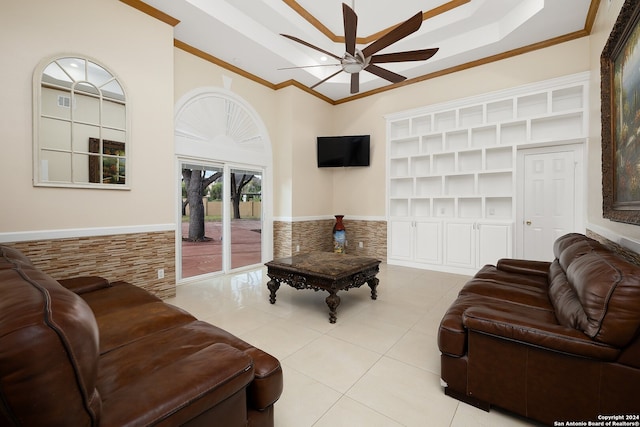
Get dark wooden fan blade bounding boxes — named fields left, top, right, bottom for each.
left=350, top=73, right=359, bottom=94
left=310, top=69, right=343, bottom=89
left=343, top=3, right=357, bottom=55
left=362, top=12, right=423, bottom=58
left=281, top=34, right=342, bottom=61
left=364, top=64, right=406, bottom=83
left=371, top=48, right=438, bottom=64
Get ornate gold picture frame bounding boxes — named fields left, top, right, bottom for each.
left=602, top=0, right=640, bottom=224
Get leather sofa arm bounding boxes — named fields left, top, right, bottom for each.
left=58, top=276, right=111, bottom=294
left=462, top=306, right=620, bottom=360
left=496, top=258, right=551, bottom=277
left=244, top=347, right=283, bottom=410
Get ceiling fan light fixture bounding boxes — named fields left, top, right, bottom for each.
left=342, top=61, right=362, bottom=73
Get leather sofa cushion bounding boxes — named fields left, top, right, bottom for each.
left=97, top=320, right=283, bottom=414
left=568, top=250, right=640, bottom=346
left=553, top=232, right=594, bottom=259
left=548, top=260, right=588, bottom=330
left=551, top=234, right=640, bottom=347
left=81, top=282, right=197, bottom=354
left=59, top=275, right=111, bottom=294
left=0, top=263, right=101, bottom=425
left=495, top=258, right=551, bottom=278
left=80, top=280, right=165, bottom=318
left=459, top=279, right=552, bottom=309
left=475, top=263, right=549, bottom=289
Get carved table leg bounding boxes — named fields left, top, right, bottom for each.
left=368, top=277, right=379, bottom=300
left=267, top=279, right=280, bottom=304
left=325, top=292, right=341, bottom=323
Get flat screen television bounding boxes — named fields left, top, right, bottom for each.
left=317, top=135, right=370, bottom=167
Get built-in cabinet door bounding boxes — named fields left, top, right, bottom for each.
left=477, top=222, right=512, bottom=267
left=445, top=221, right=512, bottom=269
left=445, top=221, right=475, bottom=268
left=389, top=220, right=413, bottom=260
left=415, top=220, right=442, bottom=264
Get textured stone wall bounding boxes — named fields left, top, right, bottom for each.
left=273, top=221, right=292, bottom=259
left=6, top=231, right=176, bottom=298
left=273, top=218, right=387, bottom=260
left=293, top=219, right=334, bottom=254
left=340, top=219, right=387, bottom=259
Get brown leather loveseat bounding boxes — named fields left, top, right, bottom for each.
left=438, top=233, right=640, bottom=425
left=0, top=245, right=283, bottom=426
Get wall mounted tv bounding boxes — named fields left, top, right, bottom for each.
left=317, top=135, right=370, bottom=167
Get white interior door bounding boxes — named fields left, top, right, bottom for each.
left=518, top=144, right=583, bottom=261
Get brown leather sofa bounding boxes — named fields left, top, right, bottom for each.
left=0, top=245, right=283, bottom=426
left=438, top=233, right=640, bottom=425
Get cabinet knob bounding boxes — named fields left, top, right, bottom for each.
left=525, top=220, right=532, bottom=226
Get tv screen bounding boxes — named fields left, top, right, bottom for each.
left=317, top=135, right=370, bottom=167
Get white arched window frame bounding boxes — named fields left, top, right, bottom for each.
left=33, top=54, right=129, bottom=188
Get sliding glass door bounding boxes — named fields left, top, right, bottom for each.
left=180, top=162, right=224, bottom=278
left=179, top=161, right=264, bottom=280
left=230, top=168, right=262, bottom=269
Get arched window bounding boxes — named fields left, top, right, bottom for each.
left=34, top=55, right=128, bottom=188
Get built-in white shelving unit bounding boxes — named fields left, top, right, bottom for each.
left=386, top=72, right=589, bottom=274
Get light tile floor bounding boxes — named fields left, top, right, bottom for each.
left=166, top=263, right=540, bottom=427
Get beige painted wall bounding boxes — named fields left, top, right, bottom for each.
left=0, top=0, right=175, bottom=233
left=286, top=88, right=336, bottom=217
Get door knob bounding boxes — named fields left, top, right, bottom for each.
left=525, top=220, right=532, bottom=226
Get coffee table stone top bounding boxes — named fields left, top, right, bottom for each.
left=265, top=252, right=381, bottom=279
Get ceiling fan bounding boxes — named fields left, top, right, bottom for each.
left=281, top=3, right=439, bottom=94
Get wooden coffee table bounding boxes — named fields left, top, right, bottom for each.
left=265, top=252, right=381, bottom=323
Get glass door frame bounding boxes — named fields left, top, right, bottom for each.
left=228, top=164, right=264, bottom=271
left=176, top=157, right=267, bottom=282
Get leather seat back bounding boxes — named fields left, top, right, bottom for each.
left=1, top=246, right=102, bottom=425
left=550, top=234, right=640, bottom=347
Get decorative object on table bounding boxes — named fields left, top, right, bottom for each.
left=333, top=215, right=346, bottom=253
left=601, top=0, right=640, bottom=224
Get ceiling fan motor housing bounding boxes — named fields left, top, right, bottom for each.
left=341, top=50, right=369, bottom=73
